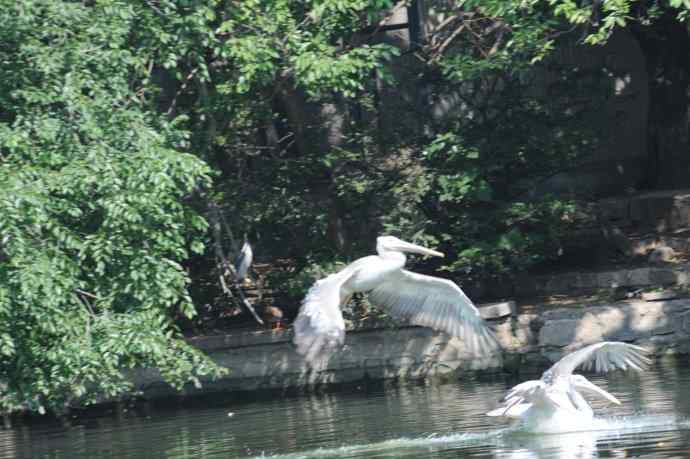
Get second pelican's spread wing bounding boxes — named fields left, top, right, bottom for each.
left=368, top=270, right=497, bottom=354
left=488, top=379, right=544, bottom=417
left=570, top=375, right=621, bottom=405
left=549, top=341, right=651, bottom=378
left=293, top=270, right=351, bottom=363
left=486, top=402, right=531, bottom=418
left=491, top=378, right=593, bottom=418
left=504, top=379, right=547, bottom=402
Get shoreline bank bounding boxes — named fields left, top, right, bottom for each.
left=129, top=297, right=690, bottom=400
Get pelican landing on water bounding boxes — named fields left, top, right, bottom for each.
left=292, top=236, right=498, bottom=363
left=487, top=341, right=651, bottom=433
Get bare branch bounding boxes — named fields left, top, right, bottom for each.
left=208, top=200, right=264, bottom=325
left=434, top=23, right=466, bottom=59
left=166, top=67, right=200, bottom=116
left=74, top=291, right=96, bottom=317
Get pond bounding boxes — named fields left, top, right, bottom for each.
left=3, top=358, right=690, bottom=458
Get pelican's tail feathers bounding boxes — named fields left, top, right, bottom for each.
left=293, top=311, right=345, bottom=362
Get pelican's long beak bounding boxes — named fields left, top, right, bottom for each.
left=394, top=239, right=444, bottom=258
left=572, top=377, right=621, bottom=405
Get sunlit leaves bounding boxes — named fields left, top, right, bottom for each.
left=293, top=44, right=399, bottom=98
left=0, top=0, right=225, bottom=415
left=547, top=0, right=690, bottom=44
left=218, top=0, right=398, bottom=97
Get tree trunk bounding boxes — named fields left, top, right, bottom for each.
left=275, top=85, right=351, bottom=252
left=632, top=11, right=690, bottom=189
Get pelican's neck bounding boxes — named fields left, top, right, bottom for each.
left=377, top=247, right=407, bottom=265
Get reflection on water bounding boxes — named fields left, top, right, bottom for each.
left=2, top=358, right=690, bottom=458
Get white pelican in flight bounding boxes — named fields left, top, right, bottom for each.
left=487, top=341, right=651, bottom=433
left=292, top=235, right=498, bottom=362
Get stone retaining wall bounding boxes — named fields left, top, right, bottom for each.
left=516, top=264, right=690, bottom=297
left=599, top=189, right=690, bottom=232
left=131, top=298, right=690, bottom=400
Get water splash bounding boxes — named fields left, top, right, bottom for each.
left=508, top=412, right=684, bottom=435
left=595, top=414, right=687, bottom=432
left=257, top=415, right=689, bottom=459
left=493, top=415, right=689, bottom=459
left=255, top=429, right=507, bottom=458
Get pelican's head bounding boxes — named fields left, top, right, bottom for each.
left=570, top=374, right=621, bottom=405
left=376, top=236, right=444, bottom=258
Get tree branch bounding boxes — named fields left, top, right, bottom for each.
left=208, top=199, right=264, bottom=325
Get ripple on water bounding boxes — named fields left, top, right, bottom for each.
left=258, top=415, right=690, bottom=459
left=2, top=359, right=690, bottom=458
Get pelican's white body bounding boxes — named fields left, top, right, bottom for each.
left=521, top=404, right=591, bottom=434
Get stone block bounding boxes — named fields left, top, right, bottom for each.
left=479, top=301, right=515, bottom=320
left=599, top=197, right=631, bottom=222
left=628, top=268, right=651, bottom=286
left=492, top=321, right=521, bottom=349
left=363, top=357, right=385, bottom=371
left=577, top=308, right=625, bottom=342
left=539, top=319, right=578, bottom=347
left=641, top=289, right=679, bottom=301
left=676, top=268, right=690, bottom=285
left=627, top=189, right=690, bottom=231
left=671, top=193, right=690, bottom=229
left=596, top=271, right=616, bottom=288
left=387, top=355, right=420, bottom=371
left=511, top=326, right=535, bottom=349
left=542, top=349, right=566, bottom=364
left=575, top=272, right=598, bottom=290
left=649, top=268, right=677, bottom=285
left=540, top=276, right=562, bottom=294
left=648, top=246, right=677, bottom=263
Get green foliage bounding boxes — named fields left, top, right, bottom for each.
left=368, top=1, right=602, bottom=277
left=190, top=0, right=400, bottom=265
left=548, top=0, right=690, bottom=44
left=0, top=0, right=403, bottom=413
left=0, top=0, right=226, bottom=415
left=202, top=0, right=609, bottom=283
left=413, top=65, right=601, bottom=274
left=213, top=0, right=398, bottom=97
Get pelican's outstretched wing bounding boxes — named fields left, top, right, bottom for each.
left=570, top=375, right=621, bottom=405
left=549, top=341, right=651, bottom=378
left=565, top=385, right=594, bottom=415
left=368, top=270, right=498, bottom=354
left=503, top=379, right=547, bottom=402
left=488, top=379, right=544, bottom=417
left=293, top=270, right=351, bottom=363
